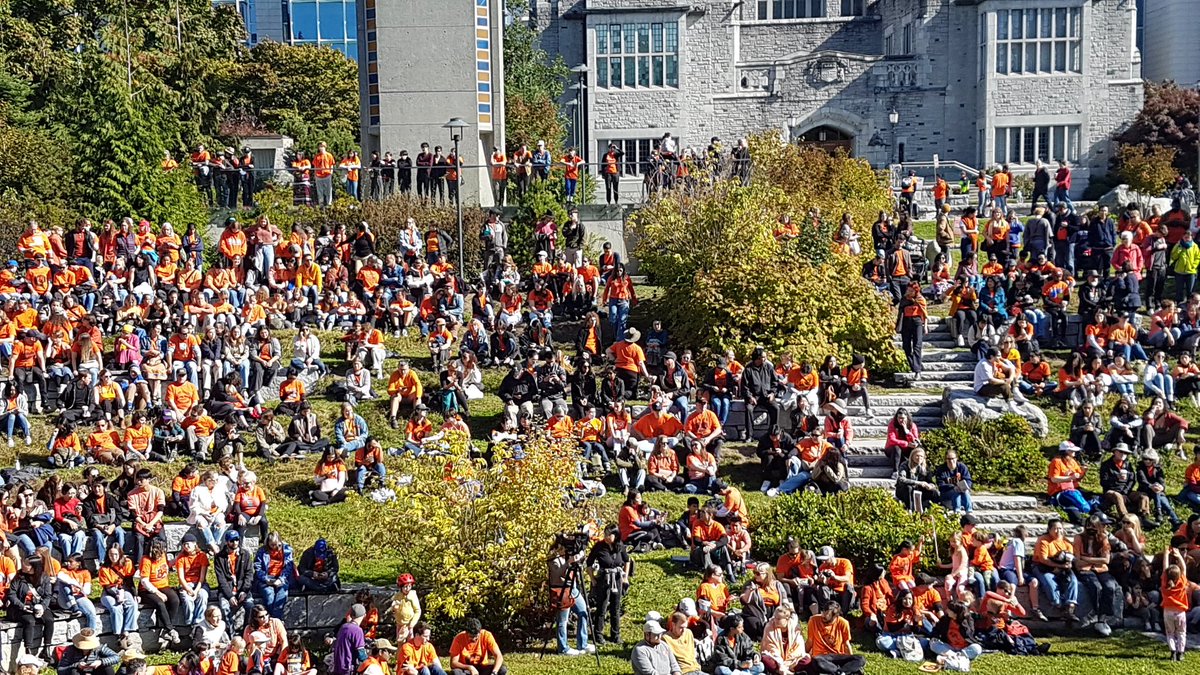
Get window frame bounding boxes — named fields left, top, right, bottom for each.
left=595, top=20, right=679, bottom=90
left=993, top=125, right=1081, bottom=165
left=992, top=7, right=1081, bottom=76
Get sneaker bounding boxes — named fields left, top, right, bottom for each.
left=651, top=542, right=665, bottom=551
left=563, top=648, right=583, bottom=656
left=24, top=436, right=30, bottom=446
left=1094, top=621, right=1112, bottom=636
left=1033, top=609, right=1048, bottom=622
left=766, top=488, right=779, bottom=498
left=6, top=437, right=11, bottom=448
left=584, top=644, right=596, bottom=654
left=956, top=335, right=965, bottom=347
left=760, top=480, right=771, bottom=493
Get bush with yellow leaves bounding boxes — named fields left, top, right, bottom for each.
left=374, top=430, right=595, bottom=640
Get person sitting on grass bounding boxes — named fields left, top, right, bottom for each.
left=691, top=506, right=735, bottom=581
left=449, top=618, right=507, bottom=675
left=310, top=447, right=348, bottom=506
left=353, top=436, right=386, bottom=493
left=759, top=603, right=807, bottom=675
left=387, top=361, right=424, bottom=429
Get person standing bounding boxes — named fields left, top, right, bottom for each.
left=562, top=148, right=584, bottom=204
left=1087, top=206, right=1116, bottom=279
left=1030, top=160, right=1051, bottom=213
left=329, top=603, right=368, bottom=675
left=897, top=282, right=927, bottom=378
left=430, top=146, right=448, bottom=205
left=445, top=149, right=461, bottom=205
left=533, top=140, right=552, bottom=182
left=416, top=143, right=433, bottom=200
left=396, top=150, right=413, bottom=195
left=239, top=147, right=256, bottom=208
left=547, top=537, right=591, bottom=655
left=602, top=143, right=624, bottom=205
left=340, top=151, right=362, bottom=201
left=291, top=151, right=312, bottom=207
left=512, top=143, right=533, bottom=198
left=312, top=142, right=336, bottom=207
left=489, top=146, right=508, bottom=206
left=1053, top=159, right=1073, bottom=211
left=587, top=525, right=630, bottom=647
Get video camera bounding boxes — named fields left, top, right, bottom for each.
left=555, top=531, right=590, bottom=557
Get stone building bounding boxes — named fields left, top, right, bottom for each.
left=1141, top=0, right=1200, bottom=86
left=532, top=0, right=1142, bottom=196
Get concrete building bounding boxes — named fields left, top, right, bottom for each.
left=1141, top=0, right=1200, bottom=86
left=357, top=0, right=506, bottom=205
left=532, top=0, right=1142, bottom=196
left=214, top=0, right=358, bottom=61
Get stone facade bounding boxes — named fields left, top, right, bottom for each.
left=1141, top=0, right=1200, bottom=86
left=533, top=0, right=1143, bottom=195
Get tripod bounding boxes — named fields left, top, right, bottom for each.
left=538, top=560, right=602, bottom=668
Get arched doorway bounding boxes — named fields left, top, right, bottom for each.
left=796, top=125, right=854, bottom=155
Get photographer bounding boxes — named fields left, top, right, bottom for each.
left=587, top=526, right=630, bottom=647
left=548, top=535, right=592, bottom=656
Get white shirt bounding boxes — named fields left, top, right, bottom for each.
left=999, top=537, right=1025, bottom=571
left=293, top=334, right=321, bottom=363
left=973, top=359, right=997, bottom=393
left=188, top=484, right=229, bottom=526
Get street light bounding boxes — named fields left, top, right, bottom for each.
left=787, top=115, right=798, bottom=143
left=443, top=117, right=469, bottom=272
left=888, top=108, right=899, bottom=165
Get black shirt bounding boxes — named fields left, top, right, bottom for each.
left=586, top=540, right=630, bottom=571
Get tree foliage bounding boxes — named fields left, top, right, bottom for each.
left=1116, top=143, right=1179, bottom=207
left=1114, top=82, right=1200, bottom=183
left=629, top=136, right=903, bottom=371
left=753, top=489, right=956, bottom=574
left=373, top=432, right=591, bottom=634
left=503, top=0, right=568, bottom=152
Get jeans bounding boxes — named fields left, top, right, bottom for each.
left=1053, top=186, right=1073, bottom=211
left=1052, top=490, right=1092, bottom=515
left=1176, top=273, right=1196, bottom=302
left=1077, top=570, right=1123, bottom=621
left=57, top=588, right=97, bottom=630
left=355, top=463, right=386, bottom=490
left=3, top=412, right=29, bottom=439
left=564, top=178, right=578, bottom=201
left=256, top=244, right=275, bottom=283
left=715, top=665, right=766, bottom=675
left=931, top=640, right=983, bottom=660
left=91, top=527, right=124, bottom=560
left=1033, top=564, right=1079, bottom=606
left=941, top=489, right=974, bottom=513
left=556, top=587, right=589, bottom=652
left=101, top=591, right=138, bottom=633
left=1180, top=489, right=1200, bottom=512
left=711, top=396, right=731, bottom=424
left=993, top=195, right=1008, bottom=215
left=179, top=585, right=210, bottom=625
left=607, top=299, right=630, bottom=338
left=196, top=519, right=225, bottom=551
left=777, top=470, right=812, bottom=495
left=1145, top=372, right=1175, bottom=400
left=218, top=595, right=255, bottom=630
left=1118, top=342, right=1148, bottom=362
left=257, top=582, right=289, bottom=619
left=415, top=665, right=449, bottom=675
left=57, top=530, right=87, bottom=557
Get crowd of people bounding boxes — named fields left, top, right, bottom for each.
left=174, top=134, right=755, bottom=211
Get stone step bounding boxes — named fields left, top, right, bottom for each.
left=988, top=521, right=1081, bottom=539
left=847, top=465, right=895, bottom=479
left=921, top=349, right=978, bottom=363
left=847, top=477, right=896, bottom=490
left=971, top=509, right=1056, bottom=525
left=970, top=494, right=1042, bottom=510
left=845, top=451, right=892, bottom=466
left=913, top=361, right=978, bottom=373
left=848, top=394, right=942, bottom=408
left=910, top=370, right=974, bottom=382
left=911, top=380, right=973, bottom=390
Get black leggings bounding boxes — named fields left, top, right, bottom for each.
left=8, top=608, right=54, bottom=653
left=139, top=586, right=180, bottom=632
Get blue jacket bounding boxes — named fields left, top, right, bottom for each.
left=254, top=543, right=296, bottom=589
left=1088, top=217, right=1116, bottom=249
left=935, top=461, right=973, bottom=496
left=980, top=286, right=1007, bottom=317
left=335, top=414, right=369, bottom=446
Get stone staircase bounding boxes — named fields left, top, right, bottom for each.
left=893, top=315, right=976, bottom=390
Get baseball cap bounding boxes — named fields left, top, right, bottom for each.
left=643, top=620, right=666, bottom=635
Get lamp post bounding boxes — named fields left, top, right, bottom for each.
left=570, top=65, right=589, bottom=162
left=888, top=108, right=899, bottom=166
left=787, top=115, right=798, bottom=143
left=443, top=117, right=469, bottom=272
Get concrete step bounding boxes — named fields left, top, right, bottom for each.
left=988, top=521, right=1081, bottom=538
left=911, top=380, right=973, bottom=390
left=921, top=350, right=979, bottom=363
left=848, top=394, right=941, bottom=408
left=971, top=509, right=1056, bottom=525
left=845, top=451, right=892, bottom=466
left=909, top=370, right=973, bottom=382
left=851, top=422, right=944, bottom=438
left=915, top=361, right=978, bottom=373
left=847, top=477, right=896, bottom=490
left=847, top=465, right=895, bottom=479
left=970, top=494, right=1042, bottom=510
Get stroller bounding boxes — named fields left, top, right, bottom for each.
left=903, top=235, right=931, bottom=284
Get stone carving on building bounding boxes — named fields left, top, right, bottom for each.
left=876, top=61, right=918, bottom=91
left=807, top=56, right=848, bottom=86
left=739, top=66, right=775, bottom=93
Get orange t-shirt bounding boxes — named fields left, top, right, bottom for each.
left=139, top=555, right=170, bottom=589
left=807, top=615, right=851, bottom=656
left=124, top=424, right=153, bottom=453
left=171, top=474, right=200, bottom=498
left=175, top=550, right=209, bottom=585
left=236, top=486, right=266, bottom=516
left=450, top=630, right=499, bottom=666
left=609, top=341, right=645, bottom=373
left=1162, top=578, right=1193, bottom=613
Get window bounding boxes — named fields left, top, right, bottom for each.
left=840, top=0, right=863, bottom=16
left=993, top=125, right=1080, bottom=165
left=756, top=0, right=825, bottom=20
left=600, top=138, right=664, bottom=177
left=596, top=21, right=678, bottom=89
left=289, top=0, right=357, bottom=62
left=901, top=23, right=912, bottom=55
left=884, top=30, right=893, bottom=56
left=993, top=7, right=1080, bottom=75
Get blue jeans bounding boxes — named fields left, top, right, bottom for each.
left=1118, top=342, right=1148, bottom=362
left=1149, top=492, right=1180, bottom=523
left=1180, top=489, right=1200, bottom=512
left=669, top=395, right=690, bottom=420
left=1054, top=240, right=1075, bottom=275
left=941, top=489, right=974, bottom=513
left=1034, top=564, right=1079, bottom=606
left=256, top=244, right=275, bottom=282
left=931, top=640, right=982, bottom=660
left=57, top=530, right=87, bottom=557
left=716, top=665, right=766, bottom=675
left=58, top=588, right=97, bottom=630
left=90, top=527, right=124, bottom=560
left=556, top=587, right=589, bottom=652
left=218, top=595, right=256, bottom=628
left=196, top=520, right=225, bottom=551
left=1145, top=372, right=1175, bottom=400
left=180, top=585, right=209, bottom=625
left=581, top=442, right=609, bottom=468
left=7, top=533, right=34, bottom=557
left=711, top=396, right=731, bottom=424
left=564, top=178, right=578, bottom=200
left=607, top=299, right=630, bottom=338
left=778, top=470, right=812, bottom=495
left=102, top=591, right=138, bottom=633
left=1052, top=490, right=1092, bottom=515
left=1177, top=273, right=1196, bottom=302
left=993, top=195, right=1008, bottom=215
left=2, top=412, right=29, bottom=439
left=256, top=582, right=289, bottom=619
left=415, top=664, right=448, bottom=675
left=1053, top=186, right=1073, bottom=211
left=355, top=463, right=386, bottom=490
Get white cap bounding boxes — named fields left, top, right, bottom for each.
left=643, top=620, right=666, bottom=635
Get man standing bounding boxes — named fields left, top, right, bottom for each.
left=742, top=348, right=781, bottom=439
left=587, top=526, right=630, bottom=647
left=547, top=537, right=591, bottom=655
left=1024, top=207, right=1052, bottom=261
left=512, top=143, right=533, bottom=197
left=397, top=149, right=413, bottom=194
left=1031, top=160, right=1051, bottom=213
left=416, top=143, right=434, bottom=200
left=214, top=529, right=255, bottom=630
left=1053, top=159, right=1073, bottom=210
left=368, top=152, right=383, bottom=199
left=383, top=152, right=398, bottom=197
left=330, top=603, right=368, bottom=675
left=489, top=146, right=508, bottom=206
left=430, top=146, right=448, bottom=205
left=602, top=143, right=624, bottom=205
left=191, top=144, right=215, bottom=206
left=445, top=148, right=461, bottom=205
left=240, top=146, right=256, bottom=208
left=313, top=142, right=336, bottom=207
left=533, top=140, right=552, bottom=182
left=1087, top=206, right=1116, bottom=279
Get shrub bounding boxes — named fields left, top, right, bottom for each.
left=921, top=415, right=1048, bottom=489
left=752, top=489, right=956, bottom=573
left=628, top=142, right=904, bottom=372
left=371, top=432, right=593, bottom=637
